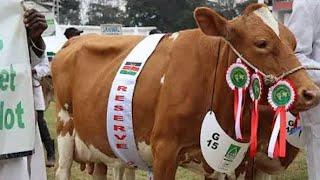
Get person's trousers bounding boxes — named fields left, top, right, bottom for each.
left=303, top=125, right=320, bottom=180
left=37, top=110, right=54, bottom=157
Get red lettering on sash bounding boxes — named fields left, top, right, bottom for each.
left=113, top=115, right=124, bottom=121
left=117, top=86, right=127, bottom=92
left=115, top=134, right=127, bottom=140
left=114, top=125, right=126, bottom=132
left=116, top=144, right=128, bottom=149
left=115, top=95, right=124, bottom=101
left=114, top=105, right=124, bottom=111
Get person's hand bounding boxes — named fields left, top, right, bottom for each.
left=24, top=9, right=47, bottom=57
left=24, top=9, right=47, bottom=42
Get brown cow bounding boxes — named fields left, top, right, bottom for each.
left=52, top=4, right=319, bottom=180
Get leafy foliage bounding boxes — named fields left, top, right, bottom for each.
left=58, top=0, right=258, bottom=30
left=59, top=0, right=81, bottom=25
left=125, top=0, right=206, bottom=32
left=86, top=3, right=127, bottom=25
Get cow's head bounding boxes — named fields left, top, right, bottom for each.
left=194, top=4, right=320, bottom=112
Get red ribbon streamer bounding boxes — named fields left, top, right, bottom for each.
left=250, top=100, right=259, bottom=157
left=234, top=89, right=246, bottom=140
left=270, top=107, right=287, bottom=158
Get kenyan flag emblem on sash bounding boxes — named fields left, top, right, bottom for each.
left=120, top=62, right=142, bottom=76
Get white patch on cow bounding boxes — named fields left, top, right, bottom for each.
left=169, top=32, right=179, bottom=41
left=56, top=133, right=75, bottom=180
left=254, top=7, right=279, bottom=37
left=74, top=132, right=124, bottom=168
left=58, top=109, right=71, bottom=124
left=64, top=103, right=69, bottom=110
left=137, top=141, right=153, bottom=164
left=160, top=74, right=165, bottom=85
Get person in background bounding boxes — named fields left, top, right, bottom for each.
left=149, top=28, right=162, bottom=35
left=64, top=27, right=83, bottom=39
left=31, top=47, right=54, bottom=167
left=286, top=1, right=320, bottom=179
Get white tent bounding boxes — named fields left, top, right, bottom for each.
left=43, top=19, right=67, bottom=57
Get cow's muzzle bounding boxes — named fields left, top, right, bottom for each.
left=294, top=86, right=320, bottom=112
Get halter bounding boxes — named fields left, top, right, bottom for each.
left=226, top=41, right=320, bottom=86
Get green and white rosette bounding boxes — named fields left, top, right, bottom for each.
left=226, top=58, right=250, bottom=140
left=267, top=80, right=295, bottom=158
left=249, top=73, right=262, bottom=157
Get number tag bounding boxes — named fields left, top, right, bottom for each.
left=207, top=133, right=220, bottom=149
left=200, top=112, right=249, bottom=174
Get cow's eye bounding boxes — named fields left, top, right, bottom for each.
left=255, top=40, right=268, bottom=49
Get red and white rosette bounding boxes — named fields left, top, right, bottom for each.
left=249, top=73, right=262, bottom=157
left=226, top=58, right=250, bottom=140
left=267, top=80, right=295, bottom=158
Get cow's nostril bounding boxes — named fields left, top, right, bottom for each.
left=303, top=90, right=316, bottom=101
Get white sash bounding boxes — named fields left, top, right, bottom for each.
left=107, top=34, right=165, bottom=171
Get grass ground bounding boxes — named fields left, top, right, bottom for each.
left=45, top=103, right=308, bottom=180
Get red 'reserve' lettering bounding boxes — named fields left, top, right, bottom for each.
left=114, top=125, right=126, bottom=132
left=116, top=144, right=128, bottom=149
left=113, top=115, right=124, bottom=121
left=117, top=86, right=127, bottom=92
left=115, top=95, right=125, bottom=101
left=115, top=134, right=127, bottom=140
left=114, top=105, right=124, bottom=111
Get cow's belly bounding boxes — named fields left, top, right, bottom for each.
left=74, top=130, right=250, bottom=180
left=74, top=131, right=153, bottom=168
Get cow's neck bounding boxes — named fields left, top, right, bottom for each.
left=210, top=39, right=252, bottom=141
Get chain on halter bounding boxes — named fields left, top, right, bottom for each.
left=226, top=41, right=320, bottom=86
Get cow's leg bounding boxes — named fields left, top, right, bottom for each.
left=254, top=169, right=272, bottom=180
left=92, top=163, right=107, bottom=180
left=113, top=166, right=124, bottom=180
left=55, top=104, right=75, bottom=180
left=124, top=168, right=135, bottom=180
left=152, top=140, right=179, bottom=180
left=113, top=166, right=125, bottom=180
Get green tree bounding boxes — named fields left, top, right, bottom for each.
left=125, top=0, right=206, bottom=32
left=59, top=0, right=81, bottom=25
left=86, top=3, right=126, bottom=26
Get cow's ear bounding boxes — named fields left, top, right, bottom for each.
left=194, top=7, right=227, bottom=37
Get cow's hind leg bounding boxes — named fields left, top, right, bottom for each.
left=55, top=104, right=75, bottom=180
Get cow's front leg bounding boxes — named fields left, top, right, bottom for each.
left=113, top=166, right=125, bottom=180
left=55, top=106, right=75, bottom=180
left=152, top=139, right=179, bottom=180
left=124, top=168, right=135, bottom=180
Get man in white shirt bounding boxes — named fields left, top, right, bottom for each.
left=31, top=36, right=54, bottom=167
left=286, top=0, right=320, bottom=179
